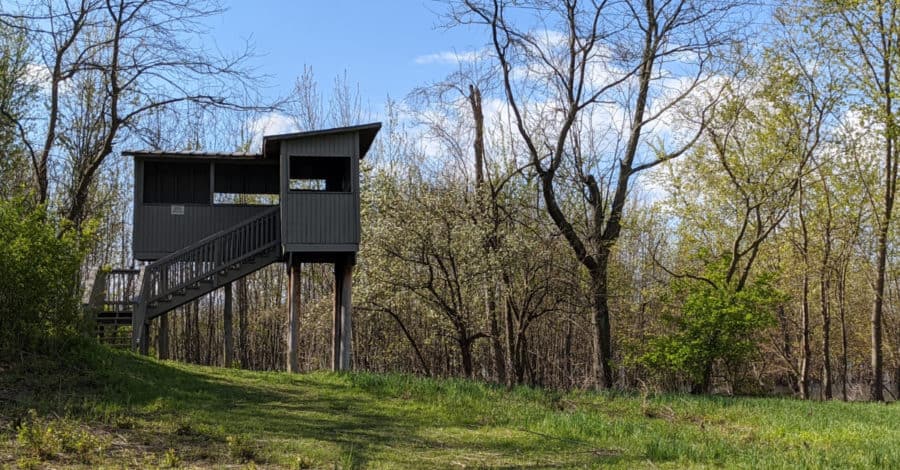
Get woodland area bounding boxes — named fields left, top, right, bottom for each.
left=2, top=0, right=900, bottom=404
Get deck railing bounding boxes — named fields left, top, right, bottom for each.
left=138, top=206, right=281, bottom=306
left=102, top=269, right=140, bottom=311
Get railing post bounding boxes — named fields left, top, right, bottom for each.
left=160, top=265, right=168, bottom=299
left=132, top=266, right=148, bottom=353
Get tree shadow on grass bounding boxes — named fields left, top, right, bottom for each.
left=3, top=346, right=630, bottom=468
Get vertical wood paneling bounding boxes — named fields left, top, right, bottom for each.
left=133, top=204, right=275, bottom=259
left=282, top=192, right=358, bottom=245
left=282, top=134, right=355, bottom=156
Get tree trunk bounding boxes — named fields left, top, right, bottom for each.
left=591, top=260, right=614, bottom=389
left=504, top=294, right=516, bottom=387
left=800, top=271, right=811, bottom=400
left=487, top=285, right=506, bottom=384
left=820, top=251, right=832, bottom=400
left=776, top=305, right=797, bottom=391
left=563, top=314, right=573, bottom=389
left=691, top=360, right=714, bottom=395
left=871, top=220, right=888, bottom=401
left=459, top=337, right=474, bottom=378
left=871, top=51, right=894, bottom=402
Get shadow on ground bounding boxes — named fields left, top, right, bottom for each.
left=1, top=346, right=625, bottom=468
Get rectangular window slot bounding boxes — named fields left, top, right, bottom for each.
left=143, top=161, right=210, bottom=204
left=213, top=193, right=280, bottom=205
left=289, top=156, right=351, bottom=192
left=289, top=179, right=327, bottom=191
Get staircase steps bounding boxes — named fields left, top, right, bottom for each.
left=81, top=268, right=140, bottom=348
left=82, top=207, right=283, bottom=352
left=130, top=207, right=282, bottom=352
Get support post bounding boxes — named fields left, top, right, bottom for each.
left=340, top=260, right=353, bottom=370
left=287, top=259, right=301, bottom=372
left=139, top=321, right=150, bottom=356
left=332, top=261, right=343, bottom=371
left=223, top=282, right=233, bottom=367
left=158, top=314, right=169, bottom=360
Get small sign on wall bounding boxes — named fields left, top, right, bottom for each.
left=170, top=205, right=185, bottom=215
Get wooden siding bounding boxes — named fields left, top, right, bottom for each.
left=279, top=130, right=361, bottom=253
left=281, top=192, right=358, bottom=246
left=133, top=204, right=275, bottom=260
left=281, top=134, right=356, bottom=157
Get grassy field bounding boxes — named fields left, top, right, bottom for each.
left=1, top=344, right=898, bottom=469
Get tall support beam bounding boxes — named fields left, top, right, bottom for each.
left=332, top=261, right=343, bottom=371
left=340, top=260, right=354, bottom=370
left=287, top=259, right=301, bottom=373
left=139, top=321, right=150, bottom=356
left=223, top=282, right=234, bottom=367
left=158, top=315, right=169, bottom=360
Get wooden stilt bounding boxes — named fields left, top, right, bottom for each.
left=287, top=259, right=301, bottom=372
left=340, top=260, right=353, bottom=370
left=223, top=282, right=233, bottom=367
left=139, top=321, right=150, bottom=356
left=332, top=261, right=343, bottom=371
left=158, top=315, right=169, bottom=360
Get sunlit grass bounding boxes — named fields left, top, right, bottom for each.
left=2, top=344, right=898, bottom=468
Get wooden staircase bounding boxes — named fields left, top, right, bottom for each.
left=83, top=207, right=282, bottom=352
left=132, top=206, right=282, bottom=353
left=82, top=268, right=141, bottom=347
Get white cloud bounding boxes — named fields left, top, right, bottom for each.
left=246, top=112, right=297, bottom=151
left=24, top=63, right=51, bottom=87
left=414, top=49, right=483, bottom=65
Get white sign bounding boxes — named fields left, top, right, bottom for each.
left=170, top=205, right=185, bottom=215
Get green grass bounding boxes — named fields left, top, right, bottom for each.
left=2, top=344, right=898, bottom=469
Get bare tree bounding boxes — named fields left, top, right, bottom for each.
left=2, top=0, right=264, bottom=226
left=448, top=0, right=742, bottom=388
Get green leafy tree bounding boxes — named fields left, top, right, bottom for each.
left=0, top=22, right=37, bottom=199
left=0, top=200, right=88, bottom=355
left=640, top=258, right=784, bottom=393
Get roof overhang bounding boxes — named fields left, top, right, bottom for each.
left=121, top=150, right=266, bottom=160
left=124, top=122, right=382, bottom=161
left=262, top=122, right=382, bottom=159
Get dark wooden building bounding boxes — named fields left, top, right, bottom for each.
left=86, top=123, right=381, bottom=371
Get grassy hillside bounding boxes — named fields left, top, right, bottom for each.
left=1, top=345, right=898, bottom=469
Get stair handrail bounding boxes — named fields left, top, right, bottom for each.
left=138, top=206, right=281, bottom=306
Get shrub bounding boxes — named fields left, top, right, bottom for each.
left=638, top=259, right=784, bottom=394
left=0, top=199, right=87, bottom=355
left=15, top=409, right=106, bottom=464
left=227, top=434, right=257, bottom=463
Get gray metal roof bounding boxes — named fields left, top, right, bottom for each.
left=124, top=122, right=382, bottom=160
left=122, top=150, right=264, bottom=159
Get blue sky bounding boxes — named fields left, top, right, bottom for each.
left=203, top=1, right=481, bottom=108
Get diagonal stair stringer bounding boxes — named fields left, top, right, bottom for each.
left=131, top=207, right=282, bottom=353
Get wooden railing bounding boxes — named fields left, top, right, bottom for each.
left=138, top=206, right=280, bottom=307
left=101, top=269, right=140, bottom=311
left=82, top=267, right=140, bottom=311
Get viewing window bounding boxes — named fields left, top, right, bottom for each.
left=289, top=179, right=326, bottom=191
left=214, top=193, right=280, bottom=205
left=289, top=156, right=351, bottom=192
left=143, top=161, right=210, bottom=204
left=214, top=163, right=279, bottom=205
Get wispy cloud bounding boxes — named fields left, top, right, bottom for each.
left=413, top=49, right=483, bottom=65
left=246, top=112, right=297, bottom=151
